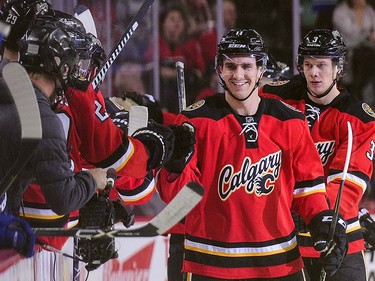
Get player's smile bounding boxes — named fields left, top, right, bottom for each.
left=221, top=55, right=259, bottom=98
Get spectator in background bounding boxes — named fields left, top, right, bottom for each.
left=114, top=62, right=147, bottom=94
left=333, top=0, right=375, bottom=49
left=332, top=0, right=375, bottom=105
left=196, top=0, right=237, bottom=104
left=199, top=0, right=238, bottom=69
left=181, top=0, right=214, bottom=37
left=143, top=4, right=206, bottom=113
left=115, top=0, right=152, bottom=61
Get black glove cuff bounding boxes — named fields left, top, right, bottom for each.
left=132, top=127, right=174, bottom=170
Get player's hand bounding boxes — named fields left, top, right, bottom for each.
left=104, top=97, right=130, bottom=133
left=116, top=91, right=164, bottom=124
left=164, top=123, right=196, bottom=181
left=87, top=168, right=107, bottom=191
left=132, top=121, right=175, bottom=170
left=359, top=208, right=375, bottom=251
left=308, top=210, right=348, bottom=276
left=0, top=214, right=35, bottom=257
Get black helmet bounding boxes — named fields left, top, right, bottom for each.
left=18, top=19, right=79, bottom=90
left=0, top=0, right=54, bottom=51
left=216, top=29, right=268, bottom=68
left=67, top=32, right=106, bottom=91
left=297, top=29, right=346, bottom=70
left=264, top=52, right=292, bottom=81
left=87, top=33, right=106, bottom=69
left=54, top=10, right=86, bottom=34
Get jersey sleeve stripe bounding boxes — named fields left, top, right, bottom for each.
left=293, top=183, right=326, bottom=198
left=185, top=236, right=298, bottom=257
left=108, top=139, right=135, bottom=171
left=117, top=178, right=155, bottom=203
left=327, top=172, right=367, bottom=194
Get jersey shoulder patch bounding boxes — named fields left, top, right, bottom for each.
left=362, top=103, right=375, bottom=118
left=279, top=100, right=301, bottom=113
left=185, top=100, right=205, bottom=111
left=265, top=80, right=290, bottom=87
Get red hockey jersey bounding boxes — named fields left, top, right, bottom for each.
left=158, top=94, right=329, bottom=279
left=260, top=75, right=375, bottom=256
left=21, top=86, right=154, bottom=250
left=65, top=84, right=149, bottom=178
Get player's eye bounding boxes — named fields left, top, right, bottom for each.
left=242, top=63, right=254, bottom=70
left=224, top=63, right=237, bottom=70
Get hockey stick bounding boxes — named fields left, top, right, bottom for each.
left=0, top=63, right=42, bottom=198
left=320, top=121, right=353, bottom=281
left=176, top=61, right=187, bottom=112
left=33, top=181, right=203, bottom=238
left=91, top=0, right=155, bottom=90
left=128, top=105, right=148, bottom=135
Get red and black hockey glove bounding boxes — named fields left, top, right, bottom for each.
left=120, top=91, right=164, bottom=124
left=308, top=210, right=348, bottom=276
left=132, top=121, right=175, bottom=170
left=164, top=123, right=195, bottom=181
left=0, top=214, right=35, bottom=257
left=359, top=207, right=375, bottom=251
left=104, top=97, right=129, bottom=133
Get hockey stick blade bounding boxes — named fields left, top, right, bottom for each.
left=33, top=181, right=204, bottom=238
left=0, top=63, right=42, bottom=197
left=73, top=4, right=97, bottom=37
left=128, top=105, right=148, bottom=135
left=91, top=0, right=155, bottom=90
left=176, top=61, right=186, bottom=112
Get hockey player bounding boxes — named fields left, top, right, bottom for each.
left=18, top=14, right=175, bottom=251
left=259, top=29, right=375, bottom=280
left=0, top=17, right=109, bottom=224
left=157, top=28, right=348, bottom=280
left=0, top=0, right=54, bottom=60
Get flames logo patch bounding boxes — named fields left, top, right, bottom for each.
left=362, top=103, right=375, bottom=118
left=185, top=100, right=205, bottom=111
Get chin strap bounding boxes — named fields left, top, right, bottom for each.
left=307, top=78, right=337, bottom=99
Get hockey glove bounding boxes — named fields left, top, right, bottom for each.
left=359, top=207, right=375, bottom=251
left=0, top=214, right=35, bottom=257
left=112, top=199, right=135, bottom=228
left=115, top=91, right=164, bottom=124
left=104, top=97, right=129, bottom=133
left=132, top=121, right=175, bottom=170
left=308, top=210, right=348, bottom=276
left=164, top=123, right=196, bottom=180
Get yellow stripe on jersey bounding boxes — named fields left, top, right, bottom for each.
left=111, top=139, right=135, bottom=171
left=185, top=236, right=298, bottom=257
left=118, top=178, right=155, bottom=203
left=293, top=183, right=326, bottom=198
left=327, top=172, right=367, bottom=194
left=20, top=207, right=65, bottom=220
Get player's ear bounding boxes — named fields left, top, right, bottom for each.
left=257, top=65, right=265, bottom=80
